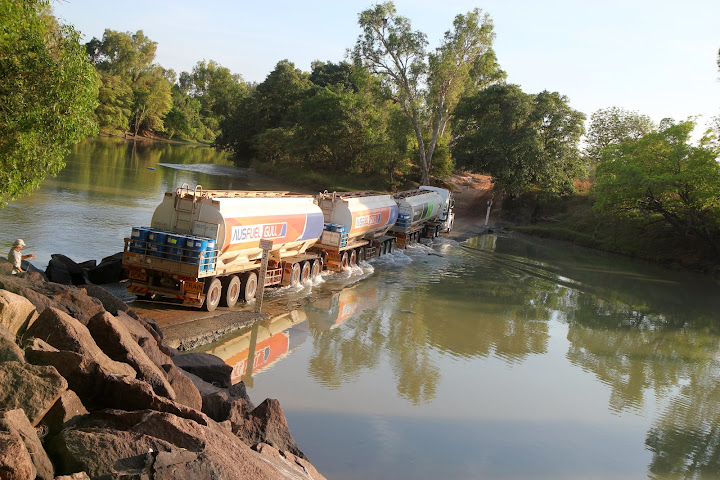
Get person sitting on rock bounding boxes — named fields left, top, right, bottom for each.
left=8, top=239, right=35, bottom=274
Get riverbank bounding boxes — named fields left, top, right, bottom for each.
left=0, top=261, right=326, bottom=479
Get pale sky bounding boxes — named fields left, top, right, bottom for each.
left=53, top=0, right=720, bottom=134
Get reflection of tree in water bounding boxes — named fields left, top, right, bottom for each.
left=307, top=309, right=386, bottom=389
left=645, top=365, right=720, bottom=478
left=386, top=305, right=439, bottom=405
left=566, top=292, right=719, bottom=414
left=561, top=288, right=720, bottom=477
left=56, top=137, right=236, bottom=199
left=421, top=270, right=552, bottom=363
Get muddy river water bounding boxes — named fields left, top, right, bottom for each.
left=3, top=137, right=720, bottom=479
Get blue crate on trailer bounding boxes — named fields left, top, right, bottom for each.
left=184, top=236, right=207, bottom=265
left=147, top=229, right=168, bottom=258
left=201, top=239, right=217, bottom=272
left=165, top=234, right=187, bottom=261
left=130, top=226, right=150, bottom=254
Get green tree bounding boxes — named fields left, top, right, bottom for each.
left=585, top=107, right=655, bottom=166
left=218, top=60, right=310, bottom=159
left=131, top=66, right=172, bottom=136
left=353, top=2, right=503, bottom=185
left=309, top=61, right=357, bottom=91
left=95, top=73, right=133, bottom=131
left=178, top=60, right=246, bottom=141
left=593, top=120, right=720, bottom=254
left=87, top=30, right=172, bottom=136
left=0, top=0, right=98, bottom=207
left=452, top=84, right=585, bottom=197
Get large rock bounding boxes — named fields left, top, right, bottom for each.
left=87, top=252, right=127, bottom=284
left=23, top=307, right=136, bottom=377
left=0, top=323, right=24, bottom=362
left=54, top=473, right=91, bottom=480
left=115, top=310, right=174, bottom=365
left=56, top=409, right=317, bottom=480
left=48, top=427, right=177, bottom=478
left=0, top=362, right=67, bottom=426
left=0, top=431, right=35, bottom=480
left=24, top=341, right=202, bottom=423
left=201, top=382, right=255, bottom=425
left=233, top=398, right=305, bottom=459
left=162, top=363, right=203, bottom=411
left=172, top=352, right=233, bottom=388
left=87, top=311, right=175, bottom=400
left=45, top=254, right=90, bottom=286
left=0, top=274, right=104, bottom=325
left=83, top=284, right=133, bottom=316
left=40, top=389, right=88, bottom=438
left=24, top=341, right=102, bottom=402
left=252, top=442, right=326, bottom=480
left=0, top=289, right=38, bottom=336
left=0, top=409, right=54, bottom=480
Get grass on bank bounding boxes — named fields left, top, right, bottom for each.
left=506, top=191, right=718, bottom=273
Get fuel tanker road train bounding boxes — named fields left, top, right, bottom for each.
left=122, top=184, right=455, bottom=312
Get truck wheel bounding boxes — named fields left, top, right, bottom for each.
left=221, top=275, right=241, bottom=308
left=387, top=240, right=394, bottom=254
left=300, top=261, right=311, bottom=283
left=241, top=272, right=258, bottom=301
left=203, top=277, right=222, bottom=312
left=358, top=248, right=365, bottom=263
left=340, top=252, right=349, bottom=269
left=310, top=259, right=321, bottom=279
left=290, top=263, right=301, bottom=285
left=349, top=250, right=356, bottom=267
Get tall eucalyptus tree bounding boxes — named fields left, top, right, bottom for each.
left=353, top=2, right=503, bottom=184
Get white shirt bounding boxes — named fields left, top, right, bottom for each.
left=8, top=248, right=22, bottom=274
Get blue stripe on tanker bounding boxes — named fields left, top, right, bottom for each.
left=299, top=211, right=325, bottom=242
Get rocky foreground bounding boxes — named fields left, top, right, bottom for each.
left=0, top=259, right=326, bottom=479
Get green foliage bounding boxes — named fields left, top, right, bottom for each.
left=96, top=73, right=132, bottom=132
left=452, top=84, right=585, bottom=198
left=585, top=107, right=655, bottom=166
left=0, top=0, right=98, bottom=207
left=309, top=61, right=357, bottom=91
left=87, top=29, right=172, bottom=136
left=593, top=119, right=720, bottom=254
left=353, top=1, right=503, bottom=184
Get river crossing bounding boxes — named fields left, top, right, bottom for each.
left=3, top=137, right=720, bottom=479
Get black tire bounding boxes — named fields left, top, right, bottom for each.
left=290, top=262, right=301, bottom=285
left=221, top=275, right=241, bottom=308
left=310, top=259, right=321, bottom=279
left=340, top=252, right=349, bottom=269
left=241, top=271, right=258, bottom=301
left=349, top=250, right=357, bottom=267
left=387, top=240, right=394, bottom=254
left=203, top=277, right=222, bottom=312
left=301, top=261, right=311, bottom=283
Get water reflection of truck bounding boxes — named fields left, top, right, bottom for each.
left=201, top=310, right=309, bottom=386
left=305, top=284, right=379, bottom=332
left=122, top=184, right=452, bottom=311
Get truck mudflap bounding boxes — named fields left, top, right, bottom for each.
left=127, top=284, right=205, bottom=307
